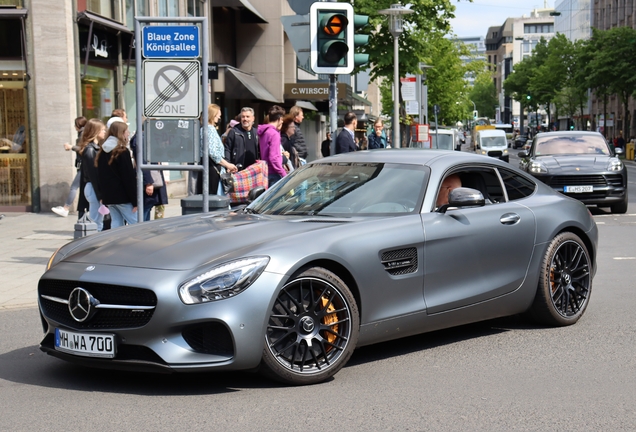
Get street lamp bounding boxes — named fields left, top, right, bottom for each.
left=379, top=4, right=413, bottom=148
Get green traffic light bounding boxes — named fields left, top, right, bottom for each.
left=526, top=95, right=531, bottom=100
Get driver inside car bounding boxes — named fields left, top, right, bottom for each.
left=436, top=174, right=462, bottom=207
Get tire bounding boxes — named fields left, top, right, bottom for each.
left=261, top=267, right=359, bottom=385
left=530, top=232, right=592, bottom=326
left=610, top=198, right=628, bottom=214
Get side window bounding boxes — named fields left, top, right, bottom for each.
left=498, top=168, right=536, bottom=201
left=455, top=168, right=504, bottom=204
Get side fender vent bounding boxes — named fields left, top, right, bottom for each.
left=381, top=247, right=418, bottom=276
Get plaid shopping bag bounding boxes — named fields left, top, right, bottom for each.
left=228, top=160, right=268, bottom=204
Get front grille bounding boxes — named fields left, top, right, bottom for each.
left=381, top=248, right=418, bottom=276
left=549, top=175, right=607, bottom=186
left=182, top=322, right=234, bottom=357
left=39, top=279, right=157, bottom=330
left=487, top=151, right=503, bottom=157
left=606, top=174, right=625, bottom=187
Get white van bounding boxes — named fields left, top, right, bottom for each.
left=476, top=129, right=509, bottom=162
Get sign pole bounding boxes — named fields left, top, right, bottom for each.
left=134, top=18, right=144, bottom=223
left=329, top=74, right=337, bottom=155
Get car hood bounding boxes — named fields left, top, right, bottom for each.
left=58, top=212, right=356, bottom=270
left=536, top=155, right=612, bottom=173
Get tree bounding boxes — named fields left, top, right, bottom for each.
left=469, top=71, right=497, bottom=120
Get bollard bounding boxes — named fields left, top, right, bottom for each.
left=74, top=213, right=98, bottom=239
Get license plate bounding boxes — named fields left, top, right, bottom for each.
left=564, top=185, right=593, bottom=193
left=55, top=328, right=116, bottom=358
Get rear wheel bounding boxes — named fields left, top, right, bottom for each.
left=261, top=267, right=359, bottom=385
left=530, top=232, right=592, bottom=326
left=610, top=198, right=628, bottom=214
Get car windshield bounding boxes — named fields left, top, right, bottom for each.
left=535, top=135, right=610, bottom=156
left=249, top=163, right=429, bottom=216
left=430, top=134, right=454, bottom=150
left=481, top=136, right=507, bottom=147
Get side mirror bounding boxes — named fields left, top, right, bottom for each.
left=518, top=151, right=529, bottom=158
left=247, top=186, right=266, bottom=203
left=614, top=147, right=625, bottom=156
left=438, top=187, right=485, bottom=213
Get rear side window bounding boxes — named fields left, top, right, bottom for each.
left=498, top=168, right=536, bottom=201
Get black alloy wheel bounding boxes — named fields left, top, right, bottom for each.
left=530, top=232, right=592, bottom=326
left=262, top=267, right=359, bottom=385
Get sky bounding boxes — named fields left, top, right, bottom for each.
left=449, top=0, right=557, bottom=38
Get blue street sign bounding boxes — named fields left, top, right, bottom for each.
left=142, top=25, right=200, bottom=58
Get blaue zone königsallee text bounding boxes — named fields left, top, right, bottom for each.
left=142, top=25, right=200, bottom=58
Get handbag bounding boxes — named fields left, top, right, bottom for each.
left=227, top=160, right=269, bottom=204
left=150, top=170, right=164, bottom=188
left=220, top=172, right=235, bottom=194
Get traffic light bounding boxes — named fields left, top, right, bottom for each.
left=473, top=110, right=478, bottom=119
left=309, top=2, right=356, bottom=74
left=526, top=94, right=531, bottom=101
left=353, top=13, right=370, bottom=68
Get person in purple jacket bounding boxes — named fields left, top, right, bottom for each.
left=258, top=105, right=288, bottom=186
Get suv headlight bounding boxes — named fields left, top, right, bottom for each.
left=530, top=161, right=548, bottom=174
left=179, top=257, right=270, bottom=304
left=607, top=157, right=624, bottom=171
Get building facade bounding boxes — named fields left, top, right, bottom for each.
left=1, top=0, right=370, bottom=213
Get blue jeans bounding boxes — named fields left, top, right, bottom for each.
left=64, top=170, right=81, bottom=207
left=108, top=203, right=139, bottom=228
left=84, top=182, right=103, bottom=231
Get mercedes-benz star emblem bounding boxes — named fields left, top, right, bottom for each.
left=300, top=316, right=315, bottom=333
left=68, top=287, right=96, bottom=322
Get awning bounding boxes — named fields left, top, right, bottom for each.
left=225, top=67, right=280, bottom=103
left=211, top=0, right=267, bottom=24
left=0, top=7, right=27, bottom=18
left=352, top=93, right=372, bottom=107
left=77, top=10, right=131, bottom=34
left=294, top=101, right=318, bottom=111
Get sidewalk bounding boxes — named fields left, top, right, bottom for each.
left=0, top=198, right=185, bottom=311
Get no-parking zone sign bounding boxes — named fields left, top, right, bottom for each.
left=143, top=60, right=200, bottom=118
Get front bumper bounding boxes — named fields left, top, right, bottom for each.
left=38, top=262, right=286, bottom=373
left=533, top=172, right=627, bottom=206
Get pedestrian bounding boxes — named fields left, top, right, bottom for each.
left=129, top=130, right=169, bottom=221
left=280, top=114, right=299, bottom=169
left=225, top=107, right=259, bottom=171
left=335, top=112, right=358, bottom=154
left=222, top=119, right=239, bottom=144
left=96, top=120, right=138, bottom=228
left=52, top=116, right=88, bottom=218
left=616, top=131, right=625, bottom=149
left=360, top=136, right=368, bottom=150
left=321, top=132, right=331, bottom=157
left=198, top=104, right=238, bottom=195
left=367, top=119, right=387, bottom=149
left=289, top=105, right=307, bottom=160
left=258, top=105, right=287, bottom=186
left=78, top=118, right=106, bottom=231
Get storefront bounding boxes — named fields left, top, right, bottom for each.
left=0, top=4, right=30, bottom=210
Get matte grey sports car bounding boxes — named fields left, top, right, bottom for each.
left=38, top=150, right=598, bottom=385
left=518, top=131, right=628, bottom=213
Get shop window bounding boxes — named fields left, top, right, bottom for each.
left=81, top=65, right=115, bottom=123
left=0, top=0, right=23, bottom=5
left=0, top=16, right=30, bottom=208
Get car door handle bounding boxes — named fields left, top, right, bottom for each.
left=500, top=213, right=521, bottom=225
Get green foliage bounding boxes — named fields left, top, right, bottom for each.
left=469, top=71, right=497, bottom=119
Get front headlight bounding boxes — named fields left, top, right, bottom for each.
left=179, top=257, right=270, bottom=304
left=607, top=157, right=624, bottom=171
left=480, top=150, right=487, bottom=155
left=503, top=149, right=509, bottom=155
left=46, top=247, right=63, bottom=271
left=530, top=161, right=548, bottom=174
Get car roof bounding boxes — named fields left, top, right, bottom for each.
left=535, top=131, right=605, bottom=138
left=310, top=149, right=506, bottom=167
left=431, top=129, right=454, bottom=135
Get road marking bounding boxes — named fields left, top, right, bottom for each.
left=613, top=257, right=636, bottom=260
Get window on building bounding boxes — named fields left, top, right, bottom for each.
left=84, top=0, right=115, bottom=19
left=187, top=0, right=202, bottom=16
left=158, top=0, right=179, bottom=16
left=0, top=0, right=23, bottom=6
left=525, top=24, right=536, bottom=34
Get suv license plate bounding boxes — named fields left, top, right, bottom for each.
left=564, top=185, right=593, bottom=193
left=55, top=328, right=115, bottom=358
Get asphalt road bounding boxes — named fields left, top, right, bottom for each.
left=1, top=146, right=635, bottom=431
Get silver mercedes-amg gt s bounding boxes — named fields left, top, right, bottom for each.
left=38, top=150, right=598, bottom=385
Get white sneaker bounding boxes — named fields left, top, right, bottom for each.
left=52, top=206, right=69, bottom=217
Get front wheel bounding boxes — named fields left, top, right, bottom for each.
left=261, top=267, right=359, bottom=385
left=529, top=232, right=592, bottom=326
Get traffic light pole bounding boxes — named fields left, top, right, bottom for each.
left=329, top=74, right=338, bottom=155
